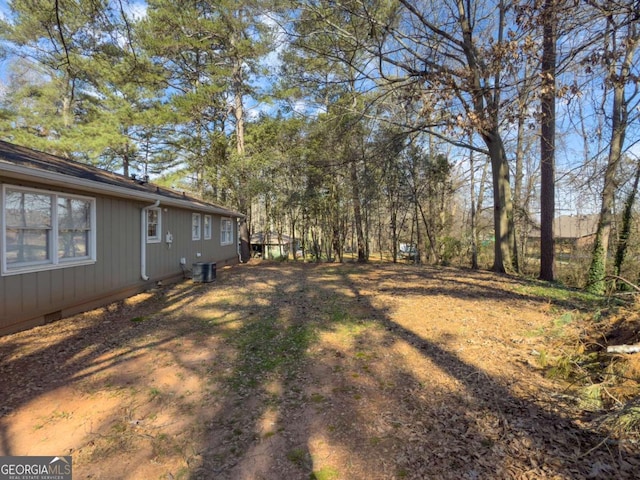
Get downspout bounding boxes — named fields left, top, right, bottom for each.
left=141, top=200, right=160, bottom=280
left=237, top=217, right=242, bottom=263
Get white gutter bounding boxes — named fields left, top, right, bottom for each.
left=141, top=200, right=160, bottom=281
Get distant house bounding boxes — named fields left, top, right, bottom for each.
left=0, top=140, right=243, bottom=336
left=250, top=231, right=295, bottom=259
left=554, top=214, right=599, bottom=248
left=529, top=214, right=599, bottom=251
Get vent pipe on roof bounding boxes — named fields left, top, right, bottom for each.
left=141, top=200, right=160, bottom=281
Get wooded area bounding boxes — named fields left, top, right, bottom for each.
left=1, top=0, right=639, bottom=291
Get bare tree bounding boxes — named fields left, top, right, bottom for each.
left=539, top=0, right=558, bottom=281
left=324, top=0, right=522, bottom=272
left=586, top=1, right=640, bottom=293
left=614, top=156, right=640, bottom=284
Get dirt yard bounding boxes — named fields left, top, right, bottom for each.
left=0, top=261, right=638, bottom=479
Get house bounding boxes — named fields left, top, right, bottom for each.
left=528, top=214, right=599, bottom=254
left=0, top=140, right=243, bottom=336
left=553, top=214, right=599, bottom=249
left=250, top=231, right=296, bottom=259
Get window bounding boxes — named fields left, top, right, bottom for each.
left=146, top=208, right=161, bottom=243
left=192, top=213, right=201, bottom=240
left=221, top=217, right=233, bottom=246
left=57, top=196, right=92, bottom=259
left=2, top=185, right=96, bottom=275
left=204, top=215, right=212, bottom=240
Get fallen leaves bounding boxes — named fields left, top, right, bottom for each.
left=1, top=262, right=638, bottom=479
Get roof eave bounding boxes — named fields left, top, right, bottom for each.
left=0, top=162, right=244, bottom=218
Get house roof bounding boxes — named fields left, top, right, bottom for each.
left=0, top=140, right=243, bottom=217
left=554, top=214, right=599, bottom=239
left=530, top=214, right=599, bottom=239
left=250, top=231, right=294, bottom=245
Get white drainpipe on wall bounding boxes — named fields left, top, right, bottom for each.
left=237, top=217, right=242, bottom=263
left=141, top=200, right=160, bottom=280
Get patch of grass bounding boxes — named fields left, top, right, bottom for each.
left=535, top=349, right=548, bottom=368
left=610, top=406, right=640, bottom=435
left=230, top=317, right=316, bottom=389
left=88, top=426, right=135, bottom=460
left=397, top=467, right=409, bottom=478
left=311, top=466, right=340, bottom=480
left=354, top=350, right=375, bottom=361
left=171, top=466, right=191, bottom=480
left=546, top=350, right=602, bottom=381
left=523, top=326, right=546, bottom=338
left=546, top=353, right=571, bottom=378
left=130, top=316, right=147, bottom=323
left=310, top=393, right=326, bottom=403
left=526, top=312, right=579, bottom=339
left=51, top=410, right=72, bottom=420
left=328, top=318, right=373, bottom=343
left=148, top=387, right=161, bottom=400
left=514, top=283, right=603, bottom=309
left=554, top=312, right=574, bottom=327
left=329, top=304, right=352, bottom=323
left=151, top=432, right=178, bottom=457
left=579, top=384, right=603, bottom=411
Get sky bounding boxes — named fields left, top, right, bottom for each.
left=0, top=0, right=637, bottom=217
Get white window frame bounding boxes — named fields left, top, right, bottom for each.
left=192, top=213, right=201, bottom=240
left=203, top=214, right=212, bottom=240
left=2, top=184, right=96, bottom=276
left=220, top=217, right=233, bottom=246
left=146, top=207, right=162, bottom=243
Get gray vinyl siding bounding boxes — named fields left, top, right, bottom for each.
left=0, top=192, right=144, bottom=333
left=145, top=209, right=237, bottom=279
left=1, top=182, right=239, bottom=335
left=95, top=196, right=141, bottom=291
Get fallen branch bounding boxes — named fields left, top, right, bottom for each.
left=607, top=344, right=640, bottom=354
left=605, top=275, right=640, bottom=293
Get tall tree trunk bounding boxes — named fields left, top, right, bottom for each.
left=233, top=60, right=245, bottom=157
left=539, top=0, right=557, bottom=281
left=232, top=58, right=251, bottom=262
left=391, top=208, right=398, bottom=263
left=587, top=21, right=638, bottom=294
left=470, top=147, right=479, bottom=269
left=458, top=0, right=516, bottom=273
left=418, top=202, right=439, bottom=263
left=350, top=156, right=367, bottom=262
left=485, top=132, right=515, bottom=273
left=474, top=155, right=491, bottom=267
left=614, top=161, right=640, bottom=281
left=513, top=95, right=525, bottom=260
left=413, top=197, right=422, bottom=265
left=586, top=84, right=625, bottom=292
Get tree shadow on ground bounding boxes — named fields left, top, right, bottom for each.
left=187, top=262, right=637, bottom=479
left=366, top=264, right=606, bottom=313
left=0, top=281, right=208, bottom=457
left=1, top=262, right=634, bottom=479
